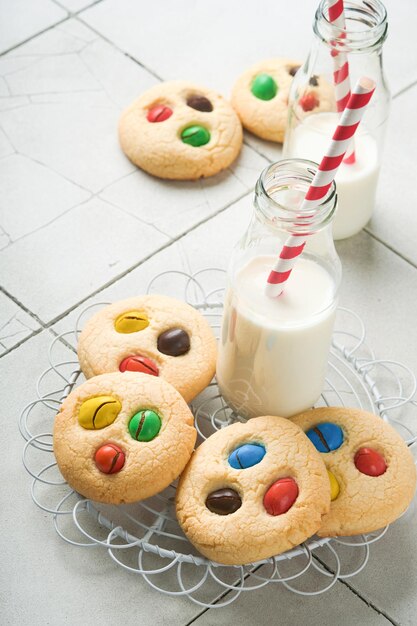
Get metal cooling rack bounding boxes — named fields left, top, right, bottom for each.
left=19, top=269, right=417, bottom=608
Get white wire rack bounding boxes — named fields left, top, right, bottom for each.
left=19, top=269, right=417, bottom=608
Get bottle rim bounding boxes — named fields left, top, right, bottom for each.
left=255, top=158, right=337, bottom=235
left=314, top=0, right=388, bottom=53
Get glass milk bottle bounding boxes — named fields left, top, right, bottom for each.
left=216, top=159, right=342, bottom=419
left=284, top=0, right=390, bottom=240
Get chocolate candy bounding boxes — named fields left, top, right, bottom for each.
left=228, top=443, right=266, bottom=469
left=288, top=65, right=300, bottom=77
left=78, top=395, right=122, bottom=430
left=114, top=310, right=149, bottom=334
left=306, top=422, right=344, bottom=453
left=187, top=95, right=213, bottom=112
left=327, top=469, right=340, bottom=501
left=263, top=477, right=298, bottom=516
left=119, top=355, right=159, bottom=376
left=251, top=74, right=278, bottom=101
left=94, top=443, right=125, bottom=474
left=128, top=409, right=161, bottom=442
left=147, top=104, right=173, bottom=123
left=205, top=488, right=242, bottom=515
left=354, top=447, right=387, bottom=477
left=309, top=75, right=319, bottom=86
left=181, top=125, right=210, bottom=147
left=299, top=92, right=319, bottom=112
left=157, top=328, right=190, bottom=357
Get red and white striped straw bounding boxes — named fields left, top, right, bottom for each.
left=328, top=0, right=356, bottom=164
left=265, top=77, right=375, bottom=299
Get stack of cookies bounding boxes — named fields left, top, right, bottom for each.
left=53, top=295, right=416, bottom=566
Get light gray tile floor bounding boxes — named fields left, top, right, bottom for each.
left=0, top=0, right=67, bottom=54
left=0, top=290, right=40, bottom=355
left=81, top=0, right=416, bottom=97
left=366, top=84, right=417, bottom=266
left=1, top=1, right=416, bottom=625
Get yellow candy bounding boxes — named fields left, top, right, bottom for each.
left=327, top=470, right=340, bottom=501
left=78, top=396, right=122, bottom=430
left=114, top=310, right=149, bottom=334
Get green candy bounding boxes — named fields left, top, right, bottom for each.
left=181, top=125, right=210, bottom=147
left=251, top=74, right=278, bottom=101
left=128, top=410, right=161, bottom=442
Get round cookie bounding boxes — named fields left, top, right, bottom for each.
left=53, top=372, right=197, bottom=504
left=176, top=415, right=330, bottom=565
left=231, top=58, right=335, bottom=142
left=77, top=295, right=217, bottom=403
left=119, top=80, right=243, bottom=180
left=291, top=407, right=417, bottom=537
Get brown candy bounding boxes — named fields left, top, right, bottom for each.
left=288, top=65, right=301, bottom=77
left=157, top=328, right=190, bottom=356
left=309, top=75, right=319, bottom=86
left=205, top=488, right=242, bottom=515
left=186, top=95, right=213, bottom=112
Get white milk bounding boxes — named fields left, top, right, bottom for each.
left=217, top=255, right=336, bottom=419
left=286, top=112, right=380, bottom=240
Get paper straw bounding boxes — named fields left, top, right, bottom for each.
left=328, top=0, right=356, bottom=164
left=265, top=77, right=375, bottom=298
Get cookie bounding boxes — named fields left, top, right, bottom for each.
left=53, top=372, right=197, bottom=504
left=176, top=415, right=330, bottom=565
left=231, top=58, right=335, bottom=142
left=77, top=295, right=217, bottom=403
left=119, top=80, right=243, bottom=180
left=291, top=407, right=417, bottom=537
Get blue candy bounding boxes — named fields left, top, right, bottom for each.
left=306, top=422, right=344, bottom=453
left=228, top=443, right=266, bottom=469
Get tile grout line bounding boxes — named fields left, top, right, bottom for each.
left=242, top=138, right=276, bottom=164
left=392, top=77, right=417, bottom=100
left=0, top=326, right=45, bottom=359
left=0, top=284, right=50, bottom=358
left=51, top=0, right=104, bottom=15
left=0, top=17, right=70, bottom=57
left=75, top=16, right=165, bottom=82
left=45, top=188, right=251, bottom=326
left=0, top=285, right=48, bottom=327
left=363, top=228, right=417, bottom=270
left=0, top=0, right=104, bottom=60
left=311, top=555, right=400, bottom=626
left=184, top=554, right=400, bottom=626
left=183, top=565, right=265, bottom=626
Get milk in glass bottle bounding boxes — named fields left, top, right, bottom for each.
left=217, top=159, right=342, bottom=419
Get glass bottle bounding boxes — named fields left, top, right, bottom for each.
left=283, top=0, right=390, bottom=240
left=216, top=159, right=342, bottom=420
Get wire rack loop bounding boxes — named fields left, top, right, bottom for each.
left=20, top=268, right=417, bottom=608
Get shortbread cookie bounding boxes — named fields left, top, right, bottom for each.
left=53, top=373, right=196, bottom=504
left=77, top=295, right=217, bottom=403
left=176, top=415, right=330, bottom=565
left=231, top=58, right=335, bottom=142
left=119, top=80, right=243, bottom=179
left=291, top=407, right=417, bottom=537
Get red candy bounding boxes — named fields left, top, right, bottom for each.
left=119, top=355, right=159, bottom=376
left=300, top=92, right=319, bottom=112
left=263, top=477, right=299, bottom=516
left=94, top=443, right=125, bottom=474
left=147, top=105, right=173, bottom=123
left=354, top=447, right=387, bottom=477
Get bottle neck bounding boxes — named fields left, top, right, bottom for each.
left=254, top=160, right=337, bottom=236
left=314, top=0, right=388, bottom=54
